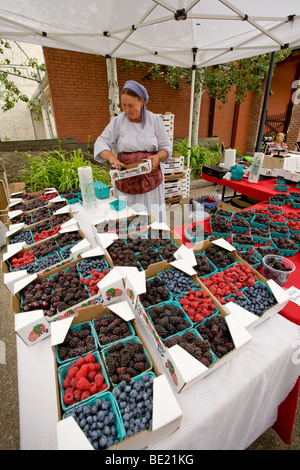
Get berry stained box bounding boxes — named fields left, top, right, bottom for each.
left=53, top=303, right=182, bottom=451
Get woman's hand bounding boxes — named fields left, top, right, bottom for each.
left=108, top=155, right=125, bottom=171
left=147, top=153, right=160, bottom=170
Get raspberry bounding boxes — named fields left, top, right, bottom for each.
left=81, top=390, right=90, bottom=400
left=77, top=377, right=91, bottom=391
left=75, top=357, right=85, bottom=368
left=89, top=382, right=98, bottom=395
left=87, top=371, right=97, bottom=382
left=74, top=389, right=82, bottom=401
left=88, top=362, right=96, bottom=371
left=62, top=376, right=71, bottom=389
left=76, top=363, right=89, bottom=379
left=63, top=390, right=74, bottom=406
left=85, top=352, right=95, bottom=363
left=70, top=377, right=78, bottom=388
left=94, top=362, right=101, bottom=371
left=95, top=373, right=104, bottom=388
left=68, top=366, right=79, bottom=379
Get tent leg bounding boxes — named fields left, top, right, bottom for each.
left=106, top=57, right=120, bottom=119
left=255, top=51, right=276, bottom=152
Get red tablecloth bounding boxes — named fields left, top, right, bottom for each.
left=173, top=198, right=300, bottom=445
left=201, top=174, right=300, bottom=202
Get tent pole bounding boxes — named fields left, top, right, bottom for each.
left=255, top=50, right=276, bottom=152
left=188, top=65, right=196, bottom=169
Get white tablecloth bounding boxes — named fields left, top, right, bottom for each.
left=17, top=313, right=300, bottom=450
left=16, top=198, right=300, bottom=450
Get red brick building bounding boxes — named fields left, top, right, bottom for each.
left=42, top=47, right=300, bottom=155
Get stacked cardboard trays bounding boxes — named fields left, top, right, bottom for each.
left=135, top=239, right=290, bottom=392
left=163, top=154, right=185, bottom=174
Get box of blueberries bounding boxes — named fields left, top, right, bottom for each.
left=54, top=303, right=183, bottom=451
left=134, top=254, right=253, bottom=392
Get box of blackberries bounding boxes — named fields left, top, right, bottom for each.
left=53, top=304, right=182, bottom=450
left=193, top=239, right=290, bottom=330
left=101, top=225, right=182, bottom=277
left=135, top=259, right=253, bottom=392
left=10, top=250, right=113, bottom=324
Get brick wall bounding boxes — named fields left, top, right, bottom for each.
left=43, top=46, right=251, bottom=153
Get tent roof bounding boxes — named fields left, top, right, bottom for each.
left=1, top=0, right=300, bottom=68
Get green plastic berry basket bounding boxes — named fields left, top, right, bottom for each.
left=57, top=350, right=110, bottom=413
left=113, top=371, right=156, bottom=438
left=94, top=181, right=110, bottom=199
left=215, top=209, right=233, bottom=220
left=194, top=253, right=218, bottom=279
left=146, top=299, right=193, bottom=341
left=252, top=245, right=278, bottom=262
left=56, top=321, right=98, bottom=365
left=101, top=336, right=153, bottom=388
left=77, top=256, right=109, bottom=278
left=140, top=275, right=173, bottom=306
left=241, top=281, right=277, bottom=317
left=157, top=267, right=199, bottom=296
left=231, top=234, right=254, bottom=252
left=290, top=198, right=300, bottom=209
left=164, top=327, right=218, bottom=366
left=237, top=251, right=261, bottom=270
left=195, top=313, right=235, bottom=360
left=230, top=221, right=251, bottom=234
left=250, top=229, right=270, bottom=246
left=61, top=194, right=79, bottom=205
left=234, top=210, right=253, bottom=221
left=270, top=228, right=290, bottom=239
left=270, top=237, right=298, bottom=257
left=269, top=198, right=285, bottom=207
left=267, top=205, right=283, bottom=214
left=109, top=200, right=127, bottom=211
left=9, top=229, right=34, bottom=246
left=274, top=183, right=290, bottom=192
left=92, top=313, right=136, bottom=350
left=63, top=391, right=126, bottom=448
left=175, top=287, right=218, bottom=326
left=251, top=215, right=271, bottom=231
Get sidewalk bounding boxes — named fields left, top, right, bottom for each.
left=0, top=178, right=299, bottom=450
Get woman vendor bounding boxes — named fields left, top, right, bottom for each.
left=269, top=132, right=288, bottom=151
left=94, top=80, right=172, bottom=223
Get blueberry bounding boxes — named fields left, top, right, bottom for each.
left=99, top=435, right=108, bottom=448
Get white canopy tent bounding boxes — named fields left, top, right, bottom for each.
left=1, top=0, right=300, bottom=164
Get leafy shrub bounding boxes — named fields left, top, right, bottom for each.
left=19, top=147, right=110, bottom=191
left=173, top=138, right=220, bottom=176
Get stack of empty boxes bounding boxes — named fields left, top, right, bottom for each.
left=160, top=113, right=191, bottom=201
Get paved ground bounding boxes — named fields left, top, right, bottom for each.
left=0, top=178, right=299, bottom=450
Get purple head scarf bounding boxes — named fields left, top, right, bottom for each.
left=123, top=80, right=149, bottom=127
